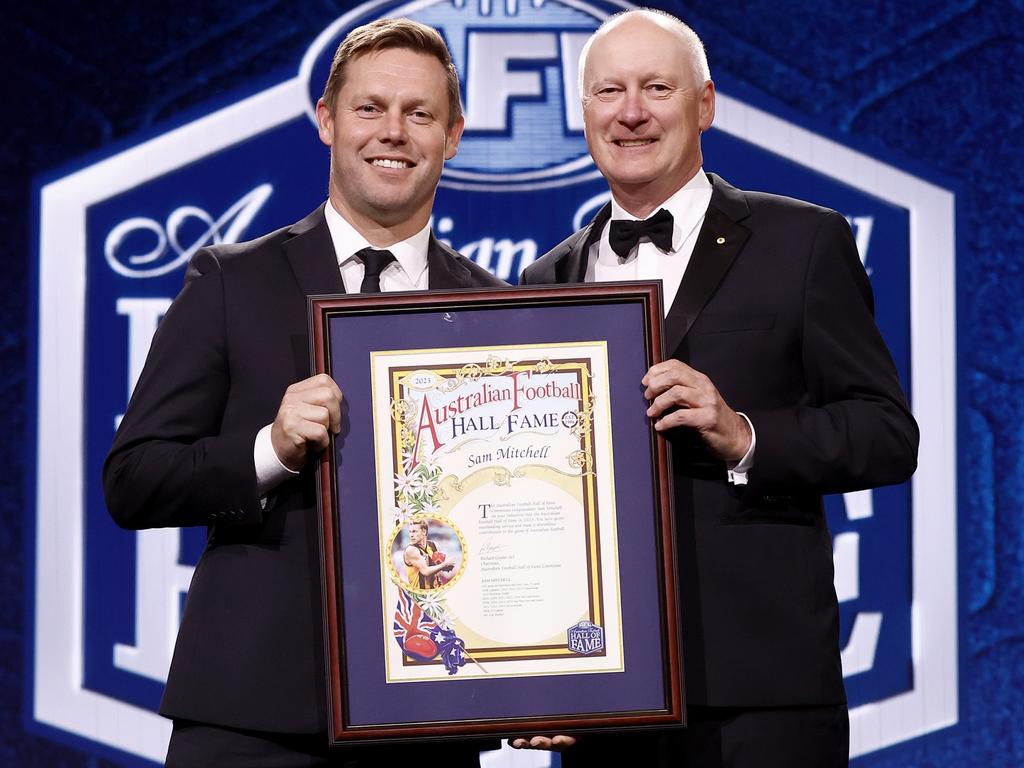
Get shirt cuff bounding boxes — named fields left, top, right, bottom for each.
left=254, top=422, right=299, bottom=497
left=725, top=412, right=756, bottom=486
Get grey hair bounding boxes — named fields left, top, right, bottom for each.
left=577, top=9, right=711, bottom=101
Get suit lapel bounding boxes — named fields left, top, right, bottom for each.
left=663, top=176, right=751, bottom=354
left=554, top=204, right=611, bottom=283
left=282, top=205, right=345, bottom=297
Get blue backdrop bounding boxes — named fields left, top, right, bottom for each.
left=5, top=1, right=1022, bottom=765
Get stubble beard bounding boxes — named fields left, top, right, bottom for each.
left=329, top=160, right=436, bottom=231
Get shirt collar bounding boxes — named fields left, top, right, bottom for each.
left=323, top=200, right=430, bottom=283
left=609, top=168, right=712, bottom=252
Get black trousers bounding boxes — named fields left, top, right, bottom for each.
left=559, top=705, right=849, bottom=768
left=165, top=720, right=488, bottom=768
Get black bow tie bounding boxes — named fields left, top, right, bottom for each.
left=357, top=247, right=397, bottom=293
left=608, top=208, right=674, bottom=260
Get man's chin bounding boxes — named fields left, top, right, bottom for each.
left=599, top=159, right=659, bottom=180
left=361, top=193, right=433, bottom=228
left=607, top=173, right=665, bottom=196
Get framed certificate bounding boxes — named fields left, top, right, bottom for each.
left=310, top=283, right=681, bottom=744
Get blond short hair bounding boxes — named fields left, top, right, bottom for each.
left=320, top=18, right=463, bottom=129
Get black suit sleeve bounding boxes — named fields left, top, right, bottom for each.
left=745, top=211, right=919, bottom=494
left=103, top=249, right=265, bottom=529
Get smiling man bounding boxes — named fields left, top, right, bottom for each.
left=104, top=18, right=504, bottom=767
left=518, top=9, right=918, bottom=768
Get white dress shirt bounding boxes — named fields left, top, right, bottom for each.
left=587, top=169, right=755, bottom=484
left=326, top=199, right=430, bottom=293
left=588, top=168, right=713, bottom=307
left=253, top=201, right=433, bottom=495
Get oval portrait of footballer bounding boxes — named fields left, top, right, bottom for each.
left=388, top=516, right=466, bottom=594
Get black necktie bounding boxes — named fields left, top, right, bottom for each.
left=357, top=248, right=397, bottom=293
left=608, top=208, right=674, bottom=260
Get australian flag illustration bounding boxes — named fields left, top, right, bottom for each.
left=393, top=590, right=467, bottom=675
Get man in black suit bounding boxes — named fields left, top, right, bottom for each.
left=512, top=9, right=918, bottom=767
left=104, top=18, right=505, bottom=767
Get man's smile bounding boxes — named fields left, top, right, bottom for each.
left=369, top=157, right=414, bottom=168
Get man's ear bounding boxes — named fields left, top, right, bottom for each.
left=699, top=80, right=716, bottom=133
left=444, top=115, right=465, bottom=161
left=315, top=99, right=334, bottom=147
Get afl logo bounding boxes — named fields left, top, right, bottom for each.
left=300, top=0, right=631, bottom=191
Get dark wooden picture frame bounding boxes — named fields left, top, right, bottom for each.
left=309, top=283, right=682, bottom=744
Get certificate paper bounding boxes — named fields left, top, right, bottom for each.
left=370, top=342, right=623, bottom=683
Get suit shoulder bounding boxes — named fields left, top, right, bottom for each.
left=521, top=228, right=585, bottom=284
left=434, top=240, right=509, bottom=287
left=739, top=188, right=844, bottom=228
left=188, top=223, right=294, bottom=275
left=730, top=188, right=855, bottom=250
left=456, top=255, right=509, bottom=287
left=183, top=218, right=313, bottom=290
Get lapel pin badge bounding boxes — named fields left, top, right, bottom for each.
left=716, top=236, right=726, bottom=245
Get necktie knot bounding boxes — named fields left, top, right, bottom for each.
left=357, top=248, right=397, bottom=293
left=608, top=208, right=675, bottom=260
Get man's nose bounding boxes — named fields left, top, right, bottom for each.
left=380, top=110, right=408, bottom=143
left=617, top=90, right=649, bottom=128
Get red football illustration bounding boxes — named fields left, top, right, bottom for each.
left=404, top=633, right=438, bottom=660
left=431, top=551, right=446, bottom=565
